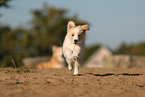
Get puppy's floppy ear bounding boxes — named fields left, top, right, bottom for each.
left=67, top=21, right=75, bottom=32
left=81, top=25, right=89, bottom=31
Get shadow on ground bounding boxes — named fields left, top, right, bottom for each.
left=78, top=73, right=143, bottom=77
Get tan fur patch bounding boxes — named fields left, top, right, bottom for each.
left=36, top=46, right=64, bottom=69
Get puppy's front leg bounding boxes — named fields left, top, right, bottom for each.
left=73, top=46, right=80, bottom=61
left=74, top=60, right=79, bottom=75
left=66, top=59, right=73, bottom=71
left=64, top=49, right=73, bottom=71
left=72, top=47, right=80, bottom=75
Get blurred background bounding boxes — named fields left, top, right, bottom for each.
left=0, top=0, right=145, bottom=68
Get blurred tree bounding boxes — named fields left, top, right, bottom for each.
left=115, top=42, right=145, bottom=56
left=0, top=25, right=11, bottom=67
left=131, top=42, right=145, bottom=55
left=0, top=0, right=11, bottom=17
left=115, top=42, right=129, bottom=54
left=0, top=0, right=11, bottom=8
left=0, top=25, right=26, bottom=67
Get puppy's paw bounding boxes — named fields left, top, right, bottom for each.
left=73, top=72, right=78, bottom=75
left=68, top=65, right=72, bottom=71
left=73, top=56, right=79, bottom=61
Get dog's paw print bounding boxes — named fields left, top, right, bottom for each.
left=73, top=56, right=78, bottom=61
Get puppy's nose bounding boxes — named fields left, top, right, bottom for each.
left=74, top=40, right=78, bottom=43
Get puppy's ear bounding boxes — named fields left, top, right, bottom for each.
left=81, top=25, right=89, bottom=31
left=67, top=21, right=75, bottom=32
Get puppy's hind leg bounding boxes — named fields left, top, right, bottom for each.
left=74, top=61, right=79, bottom=75
left=66, top=59, right=73, bottom=71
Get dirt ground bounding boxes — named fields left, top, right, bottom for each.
left=0, top=67, right=145, bottom=97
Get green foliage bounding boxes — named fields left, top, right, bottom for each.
left=0, top=25, right=26, bottom=67
left=0, top=0, right=11, bottom=8
left=115, top=42, right=145, bottom=55
left=0, top=4, right=88, bottom=67
left=0, top=0, right=11, bottom=17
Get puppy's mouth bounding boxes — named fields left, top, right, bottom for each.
left=74, top=40, right=78, bottom=44
left=74, top=42, right=78, bottom=44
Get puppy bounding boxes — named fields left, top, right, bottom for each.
left=63, top=21, right=89, bottom=75
left=36, top=45, right=64, bottom=69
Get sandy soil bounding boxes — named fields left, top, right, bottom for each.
left=0, top=67, right=145, bottom=97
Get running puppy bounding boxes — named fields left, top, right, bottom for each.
left=63, top=21, right=89, bottom=75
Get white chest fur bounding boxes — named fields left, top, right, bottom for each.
left=63, top=36, right=82, bottom=60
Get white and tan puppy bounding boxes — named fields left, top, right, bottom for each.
left=63, top=21, right=89, bottom=75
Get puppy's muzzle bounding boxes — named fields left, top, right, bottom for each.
left=74, top=39, right=78, bottom=44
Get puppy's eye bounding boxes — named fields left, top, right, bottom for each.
left=83, top=30, right=86, bottom=32
left=72, top=34, right=74, bottom=36
left=78, top=35, right=81, bottom=37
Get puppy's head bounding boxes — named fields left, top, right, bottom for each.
left=67, top=21, right=89, bottom=44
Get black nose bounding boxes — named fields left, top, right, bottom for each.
left=74, top=40, right=78, bottom=43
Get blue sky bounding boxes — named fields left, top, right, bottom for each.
left=1, top=0, right=145, bottom=49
